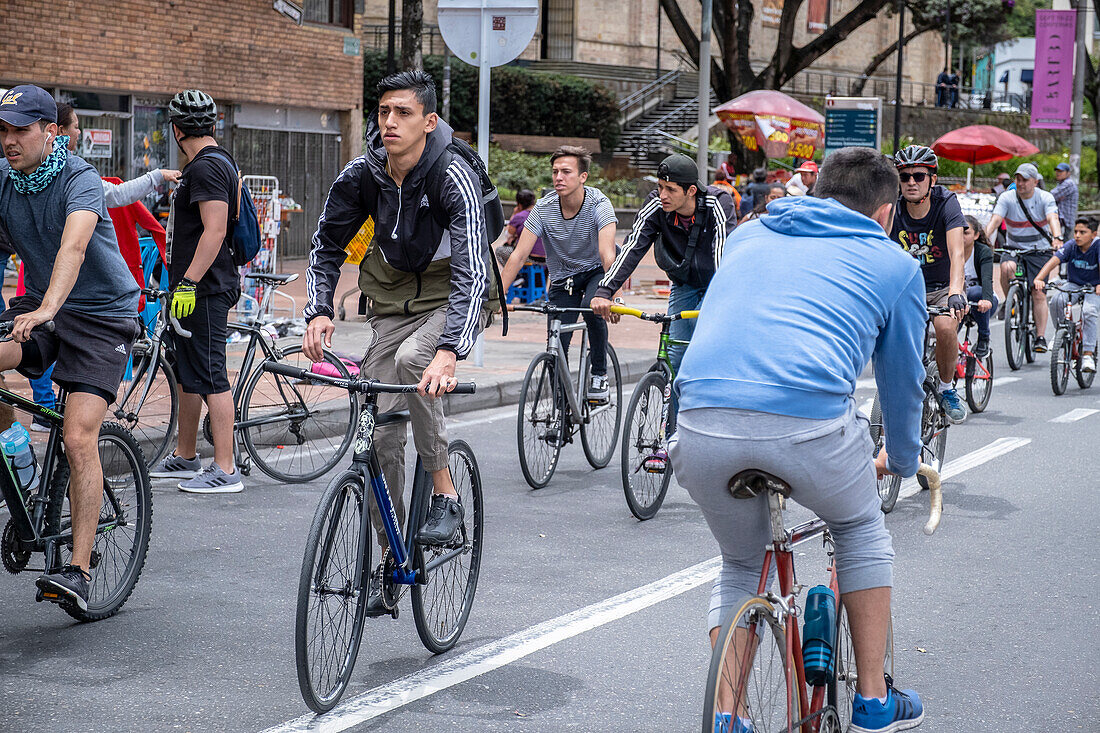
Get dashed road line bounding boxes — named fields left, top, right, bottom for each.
left=1048, top=408, right=1099, bottom=423
left=898, top=436, right=1031, bottom=499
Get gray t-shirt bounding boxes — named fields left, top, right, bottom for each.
left=993, top=188, right=1058, bottom=251
left=0, top=153, right=139, bottom=317
left=524, top=186, right=617, bottom=281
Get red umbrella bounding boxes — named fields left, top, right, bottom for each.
left=931, top=125, right=1040, bottom=166
left=715, top=90, right=824, bottom=159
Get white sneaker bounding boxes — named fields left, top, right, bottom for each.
left=179, top=463, right=244, bottom=494
left=150, top=453, right=202, bottom=478
left=1083, top=354, right=1096, bottom=374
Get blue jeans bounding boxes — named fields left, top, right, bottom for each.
left=666, top=283, right=707, bottom=434
left=966, top=285, right=998, bottom=338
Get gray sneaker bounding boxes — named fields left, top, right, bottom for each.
left=179, top=463, right=244, bottom=494
left=150, top=453, right=202, bottom=479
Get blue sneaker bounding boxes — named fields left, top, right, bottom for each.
left=937, top=387, right=967, bottom=424
left=713, top=713, right=753, bottom=733
left=850, top=683, right=924, bottom=733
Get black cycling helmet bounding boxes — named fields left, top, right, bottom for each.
left=893, top=145, right=938, bottom=172
left=168, top=90, right=217, bottom=136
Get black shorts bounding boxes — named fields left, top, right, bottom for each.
left=1001, top=249, right=1051, bottom=288
left=170, top=289, right=236, bottom=395
left=2, top=296, right=142, bottom=403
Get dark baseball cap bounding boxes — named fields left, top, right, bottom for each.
left=657, top=154, right=701, bottom=189
left=0, top=85, right=57, bottom=126
left=1055, top=162, right=1072, bottom=172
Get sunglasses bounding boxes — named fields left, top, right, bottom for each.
left=899, top=172, right=928, bottom=183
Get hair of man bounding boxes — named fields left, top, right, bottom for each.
left=377, top=70, right=437, bottom=115
left=814, top=147, right=900, bottom=219
left=550, top=145, right=591, bottom=175
left=516, top=189, right=536, bottom=209
left=1075, top=217, right=1097, bottom=233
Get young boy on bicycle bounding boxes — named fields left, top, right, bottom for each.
left=1032, top=217, right=1100, bottom=373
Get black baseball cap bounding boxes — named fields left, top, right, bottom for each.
left=0, top=85, right=57, bottom=126
left=657, top=154, right=702, bottom=190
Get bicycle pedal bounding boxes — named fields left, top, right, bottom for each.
left=389, top=607, right=399, bottom=620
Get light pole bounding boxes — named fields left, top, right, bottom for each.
left=696, top=0, right=713, bottom=178
left=1070, top=0, right=1087, bottom=181
left=894, top=0, right=905, bottom=151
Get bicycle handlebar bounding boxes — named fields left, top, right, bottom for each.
left=0, top=320, right=55, bottom=340
left=917, top=464, right=942, bottom=535
left=1044, top=281, right=1094, bottom=295
left=507, top=303, right=592, bottom=315
left=610, top=303, right=700, bottom=322
left=169, top=312, right=192, bottom=339
left=260, top=360, right=477, bottom=395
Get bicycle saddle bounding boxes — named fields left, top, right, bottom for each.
left=728, top=469, right=792, bottom=500
left=248, top=272, right=298, bottom=284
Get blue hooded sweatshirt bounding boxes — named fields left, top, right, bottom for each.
left=675, top=195, right=926, bottom=477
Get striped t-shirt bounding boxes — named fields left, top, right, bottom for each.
left=524, top=186, right=617, bottom=281
left=993, top=188, right=1058, bottom=251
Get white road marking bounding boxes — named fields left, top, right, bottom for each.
left=856, top=378, right=876, bottom=390
left=898, top=436, right=1031, bottom=499
left=992, top=376, right=1021, bottom=387
left=1048, top=408, right=1099, bottom=423
left=448, top=404, right=518, bottom=429
left=858, top=398, right=875, bottom=418
left=261, top=557, right=722, bottom=733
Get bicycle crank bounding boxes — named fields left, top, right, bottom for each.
left=1, top=519, right=31, bottom=574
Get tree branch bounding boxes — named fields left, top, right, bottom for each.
left=853, top=24, right=934, bottom=95
left=658, top=0, right=730, bottom=100
left=765, top=0, right=806, bottom=88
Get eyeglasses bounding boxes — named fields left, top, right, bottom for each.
left=899, top=172, right=928, bottom=183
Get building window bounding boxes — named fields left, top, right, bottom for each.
left=304, top=0, right=351, bottom=28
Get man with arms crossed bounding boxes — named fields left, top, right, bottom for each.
left=671, top=148, right=927, bottom=733
left=0, top=85, right=142, bottom=610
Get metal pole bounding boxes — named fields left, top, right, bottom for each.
left=472, top=2, right=491, bottom=367
left=656, top=0, right=662, bottom=78
left=696, top=0, right=713, bottom=179
left=893, top=0, right=904, bottom=151
left=945, top=0, right=951, bottom=79
left=443, top=45, right=452, bottom=121
left=1070, top=0, right=1087, bottom=181
left=387, top=0, right=397, bottom=73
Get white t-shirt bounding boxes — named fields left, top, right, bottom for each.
left=524, top=186, right=617, bottom=281
left=993, top=188, right=1058, bottom=251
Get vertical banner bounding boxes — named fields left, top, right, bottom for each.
left=807, top=0, right=830, bottom=35
left=1030, top=9, right=1077, bottom=130
left=762, top=0, right=784, bottom=28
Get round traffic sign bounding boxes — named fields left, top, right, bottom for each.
left=437, top=0, right=539, bottom=68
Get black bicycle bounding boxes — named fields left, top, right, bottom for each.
left=998, top=248, right=1054, bottom=370
left=0, top=322, right=152, bottom=621
left=272, top=361, right=484, bottom=713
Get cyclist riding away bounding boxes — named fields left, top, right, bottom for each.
left=0, top=85, right=143, bottom=610
left=963, top=215, right=998, bottom=358
left=670, top=147, right=927, bottom=733
left=984, top=162, right=1063, bottom=353
left=590, top=153, right=733, bottom=445
left=498, top=145, right=618, bottom=401
left=303, top=71, right=492, bottom=613
left=890, top=145, right=969, bottom=424
left=1032, top=217, right=1100, bottom=374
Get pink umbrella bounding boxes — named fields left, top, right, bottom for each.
left=715, top=90, right=825, bottom=159
left=931, top=125, right=1040, bottom=166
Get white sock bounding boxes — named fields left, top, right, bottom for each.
left=939, top=380, right=953, bottom=394
left=872, top=695, right=887, bottom=704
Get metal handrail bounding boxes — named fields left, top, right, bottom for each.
left=619, top=68, right=682, bottom=111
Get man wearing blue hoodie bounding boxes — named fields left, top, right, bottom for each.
left=670, top=147, right=927, bottom=733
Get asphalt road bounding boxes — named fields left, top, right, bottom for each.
left=1, top=323, right=1098, bottom=733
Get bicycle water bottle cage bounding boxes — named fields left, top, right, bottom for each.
left=728, top=469, right=792, bottom=500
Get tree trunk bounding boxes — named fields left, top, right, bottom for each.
left=400, top=0, right=423, bottom=71
left=853, top=25, right=933, bottom=96
left=659, top=0, right=730, bottom=101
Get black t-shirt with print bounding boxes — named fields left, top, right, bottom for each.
left=169, top=145, right=240, bottom=295
left=890, top=185, right=967, bottom=291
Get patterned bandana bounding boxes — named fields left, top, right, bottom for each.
left=7, top=135, right=70, bottom=195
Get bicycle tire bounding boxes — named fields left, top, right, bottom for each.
left=295, top=469, right=370, bottom=714
left=621, top=369, right=673, bottom=520
left=239, top=346, right=359, bottom=483
left=702, top=597, right=798, bottom=733
left=869, top=395, right=902, bottom=514
left=1004, top=284, right=1025, bottom=371
left=964, top=353, right=994, bottom=413
left=916, top=418, right=948, bottom=492
left=111, top=351, right=178, bottom=467
left=831, top=600, right=893, bottom=730
left=1050, top=329, right=1070, bottom=395
left=54, top=423, right=152, bottom=622
left=516, top=353, right=564, bottom=489
left=580, top=344, right=623, bottom=469
left=412, top=440, right=484, bottom=654
left=1075, top=338, right=1096, bottom=389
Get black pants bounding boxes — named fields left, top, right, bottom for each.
left=547, top=267, right=607, bottom=376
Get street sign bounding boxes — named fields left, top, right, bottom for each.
left=437, top=0, right=539, bottom=68
left=273, top=0, right=303, bottom=25
left=82, top=128, right=112, bottom=159
left=823, top=96, right=882, bottom=158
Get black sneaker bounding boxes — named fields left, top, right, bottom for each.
left=364, top=563, right=389, bottom=618
left=36, top=564, right=91, bottom=611
left=1033, top=336, right=1048, bottom=353
left=416, top=494, right=464, bottom=547
left=974, top=335, right=991, bottom=358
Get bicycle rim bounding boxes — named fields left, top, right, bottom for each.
left=1005, top=286, right=1024, bottom=370
left=621, top=371, right=672, bottom=520
left=832, top=601, right=893, bottom=730
left=580, top=345, right=623, bottom=469
left=112, top=352, right=177, bottom=466
left=295, top=470, right=370, bottom=713
left=517, top=354, right=563, bottom=489
left=412, top=440, right=483, bottom=654
left=703, top=597, right=797, bottom=733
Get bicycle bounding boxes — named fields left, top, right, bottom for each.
left=869, top=306, right=951, bottom=513
left=0, top=322, right=152, bottom=621
left=702, top=463, right=942, bottom=733
left=269, top=361, right=484, bottom=713
left=997, top=248, right=1053, bottom=371
left=956, top=310, right=994, bottom=413
left=112, top=274, right=358, bottom=482
left=1045, top=281, right=1097, bottom=395
left=609, top=303, right=698, bottom=520
left=512, top=302, right=622, bottom=489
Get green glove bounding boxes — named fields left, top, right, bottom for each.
left=171, top=282, right=197, bottom=319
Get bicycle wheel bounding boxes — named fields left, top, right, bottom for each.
left=964, top=352, right=994, bottom=413
left=1004, top=284, right=1025, bottom=371
left=53, top=423, right=152, bottom=622
left=111, top=350, right=178, bottom=467
left=621, top=370, right=673, bottom=521
left=239, top=346, right=358, bottom=483
left=702, top=597, right=798, bottom=733
left=412, top=440, right=484, bottom=654
left=580, top=344, right=623, bottom=469
left=295, top=470, right=370, bottom=714
left=831, top=600, right=893, bottom=730
left=916, top=414, right=948, bottom=492
left=869, top=395, right=902, bottom=514
left=517, top=353, right=564, bottom=489
left=1050, top=329, right=1070, bottom=395
left=1075, top=340, right=1096, bottom=389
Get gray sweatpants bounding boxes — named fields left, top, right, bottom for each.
left=669, top=401, right=894, bottom=631
left=1050, top=290, right=1100, bottom=352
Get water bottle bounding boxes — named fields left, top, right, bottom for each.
left=1, top=422, right=38, bottom=495
left=801, top=585, right=837, bottom=686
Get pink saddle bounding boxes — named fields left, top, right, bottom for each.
left=310, top=358, right=361, bottom=378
